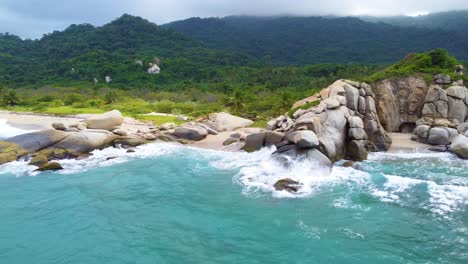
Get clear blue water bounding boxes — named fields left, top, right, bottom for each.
left=1, top=133, right=468, bottom=263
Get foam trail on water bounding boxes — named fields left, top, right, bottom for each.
left=212, top=147, right=369, bottom=198
left=0, top=119, right=36, bottom=139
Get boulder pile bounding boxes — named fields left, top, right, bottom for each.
left=170, top=112, right=253, bottom=141
left=242, top=80, right=392, bottom=163
left=412, top=84, right=468, bottom=147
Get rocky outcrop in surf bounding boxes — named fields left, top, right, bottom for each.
left=243, top=80, right=392, bottom=164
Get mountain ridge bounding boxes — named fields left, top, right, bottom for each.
left=165, top=13, right=468, bottom=64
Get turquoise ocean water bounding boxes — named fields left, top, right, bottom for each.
left=1, top=124, right=467, bottom=263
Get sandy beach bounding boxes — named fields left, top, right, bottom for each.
left=0, top=111, right=84, bottom=130
left=0, top=110, right=154, bottom=134
left=388, top=132, right=431, bottom=152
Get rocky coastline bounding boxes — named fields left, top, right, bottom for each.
left=1, top=74, right=468, bottom=192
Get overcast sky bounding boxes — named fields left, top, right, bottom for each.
left=1, top=0, right=468, bottom=39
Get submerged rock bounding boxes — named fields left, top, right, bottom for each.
left=35, top=162, right=63, bottom=172
left=273, top=178, right=302, bottom=193
left=28, top=154, right=49, bottom=167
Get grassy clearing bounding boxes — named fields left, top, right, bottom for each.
left=135, top=115, right=186, bottom=126
left=365, top=49, right=466, bottom=83
left=249, top=119, right=268, bottom=128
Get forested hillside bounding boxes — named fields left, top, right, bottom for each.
left=361, top=11, right=468, bottom=33
left=0, top=14, right=256, bottom=88
left=165, top=15, right=468, bottom=64
left=1, top=12, right=468, bottom=90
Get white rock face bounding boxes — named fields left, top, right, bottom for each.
left=147, top=64, right=160, bottom=74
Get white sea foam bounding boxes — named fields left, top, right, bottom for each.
left=0, top=119, right=36, bottom=139
left=211, top=147, right=336, bottom=198
left=0, top=143, right=182, bottom=177
left=367, top=172, right=468, bottom=217
left=212, top=147, right=371, bottom=198
left=1, top=141, right=467, bottom=217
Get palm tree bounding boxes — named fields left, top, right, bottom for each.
left=3, top=90, right=20, bottom=106
left=227, top=89, right=246, bottom=114
left=278, top=91, right=293, bottom=113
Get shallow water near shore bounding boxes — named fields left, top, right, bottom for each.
left=1, top=125, right=468, bottom=263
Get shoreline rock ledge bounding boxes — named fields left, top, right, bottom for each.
left=0, top=111, right=128, bottom=168
left=0, top=110, right=257, bottom=169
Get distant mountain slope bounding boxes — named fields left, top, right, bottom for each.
left=0, top=14, right=256, bottom=87
left=361, top=10, right=468, bottom=32
left=164, top=15, right=468, bottom=64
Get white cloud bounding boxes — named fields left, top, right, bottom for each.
left=1, top=0, right=468, bottom=38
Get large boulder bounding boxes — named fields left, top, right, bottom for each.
left=347, top=140, right=368, bottom=161
left=242, top=132, right=266, bottom=152
left=428, top=127, right=450, bottom=145
left=414, top=125, right=431, bottom=139
left=83, top=110, right=124, bottom=131
left=114, top=136, right=148, bottom=147
left=447, top=97, right=467, bottom=123
left=265, top=131, right=285, bottom=146
left=286, top=131, right=319, bottom=149
left=348, top=116, right=364, bottom=128
left=173, top=126, right=208, bottom=141
left=451, top=135, right=468, bottom=159
left=446, top=86, right=467, bottom=100
left=3, top=129, right=70, bottom=153
left=50, top=129, right=117, bottom=154
left=204, top=112, right=253, bottom=132
left=348, top=128, right=368, bottom=140
left=318, top=106, right=350, bottom=161
left=344, top=84, right=360, bottom=111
